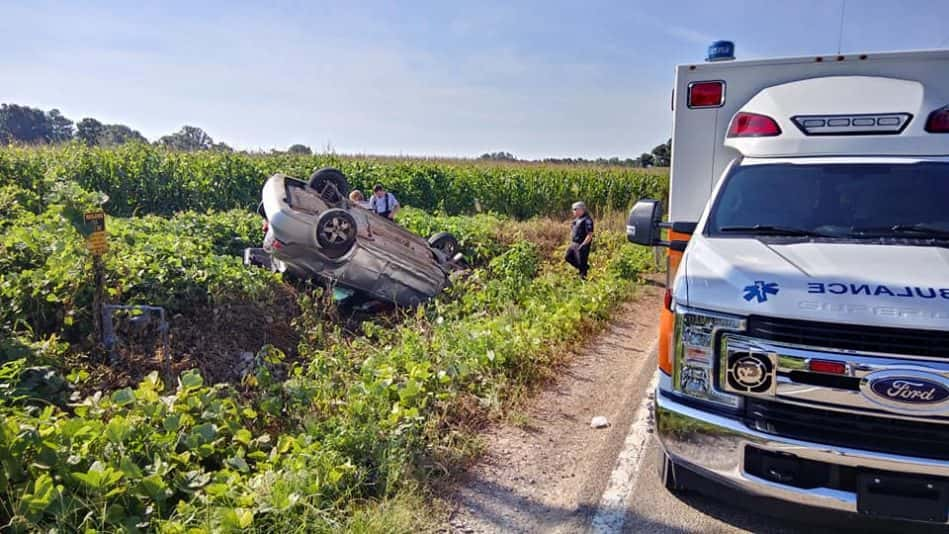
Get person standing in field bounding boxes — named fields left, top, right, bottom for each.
left=565, top=201, right=594, bottom=279
left=369, top=184, right=400, bottom=220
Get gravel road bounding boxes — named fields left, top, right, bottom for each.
left=446, top=284, right=945, bottom=534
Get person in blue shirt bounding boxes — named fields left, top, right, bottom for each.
left=369, top=184, right=400, bottom=219
left=565, top=201, right=594, bottom=279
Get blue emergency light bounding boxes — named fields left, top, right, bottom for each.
left=707, top=41, right=735, bottom=62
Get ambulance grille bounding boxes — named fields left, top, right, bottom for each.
left=744, top=398, right=949, bottom=461
left=747, top=316, right=949, bottom=359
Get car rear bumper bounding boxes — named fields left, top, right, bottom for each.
left=655, top=381, right=949, bottom=524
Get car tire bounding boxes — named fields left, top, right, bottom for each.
left=428, top=231, right=459, bottom=259
left=315, top=208, right=357, bottom=254
left=309, top=167, right=350, bottom=204
left=658, top=448, right=687, bottom=493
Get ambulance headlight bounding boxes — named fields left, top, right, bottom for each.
left=672, top=307, right=745, bottom=409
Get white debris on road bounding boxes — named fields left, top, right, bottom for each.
left=591, top=364, right=660, bottom=534
left=591, top=416, right=610, bottom=429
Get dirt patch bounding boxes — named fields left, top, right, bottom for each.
left=86, top=283, right=301, bottom=390
left=499, top=211, right=633, bottom=262
left=500, top=217, right=570, bottom=260
left=444, top=282, right=663, bottom=533
left=171, top=285, right=301, bottom=383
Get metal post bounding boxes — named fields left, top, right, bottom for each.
left=84, top=209, right=108, bottom=363
left=92, top=255, right=105, bottom=362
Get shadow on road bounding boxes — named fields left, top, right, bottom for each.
left=668, top=469, right=948, bottom=534
left=451, top=469, right=947, bottom=533
left=450, top=476, right=687, bottom=533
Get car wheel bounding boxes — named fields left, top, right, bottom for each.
left=315, top=209, right=357, bottom=253
left=309, top=167, right=350, bottom=204
left=428, top=231, right=459, bottom=258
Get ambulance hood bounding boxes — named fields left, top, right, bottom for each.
left=683, top=234, right=949, bottom=330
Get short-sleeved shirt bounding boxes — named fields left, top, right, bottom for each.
left=369, top=192, right=398, bottom=216
left=571, top=214, right=594, bottom=245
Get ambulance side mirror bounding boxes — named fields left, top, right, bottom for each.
left=627, top=199, right=663, bottom=246
left=627, top=199, right=696, bottom=251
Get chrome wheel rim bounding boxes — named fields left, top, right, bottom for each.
left=321, top=216, right=352, bottom=244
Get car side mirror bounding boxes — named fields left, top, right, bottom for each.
left=627, top=199, right=663, bottom=246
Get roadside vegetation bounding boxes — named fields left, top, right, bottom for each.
left=0, top=145, right=662, bottom=531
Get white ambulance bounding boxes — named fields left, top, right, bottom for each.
left=627, top=47, right=949, bottom=524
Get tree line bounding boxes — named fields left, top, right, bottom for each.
left=0, top=103, right=234, bottom=152
left=479, top=139, right=672, bottom=168
left=2, top=101, right=672, bottom=165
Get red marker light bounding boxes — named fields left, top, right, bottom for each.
left=728, top=112, right=782, bottom=137
left=664, top=288, right=673, bottom=311
left=925, top=106, right=949, bottom=133
left=688, top=81, right=725, bottom=108
left=808, top=359, right=846, bottom=375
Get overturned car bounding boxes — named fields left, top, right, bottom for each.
left=245, top=168, right=461, bottom=306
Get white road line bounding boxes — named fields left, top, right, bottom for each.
left=590, top=342, right=660, bottom=534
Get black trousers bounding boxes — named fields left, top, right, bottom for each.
left=565, top=243, right=590, bottom=276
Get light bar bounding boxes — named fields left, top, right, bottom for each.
left=791, top=113, right=911, bottom=136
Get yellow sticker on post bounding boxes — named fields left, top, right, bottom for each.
left=84, top=211, right=108, bottom=255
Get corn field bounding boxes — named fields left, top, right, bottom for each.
left=0, top=143, right=668, bottom=218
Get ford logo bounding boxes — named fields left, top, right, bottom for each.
left=862, top=371, right=949, bottom=413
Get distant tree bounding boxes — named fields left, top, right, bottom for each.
left=46, top=109, right=74, bottom=143
left=2, top=103, right=154, bottom=146
left=157, top=125, right=214, bottom=151
left=0, top=103, right=52, bottom=144
left=651, top=138, right=671, bottom=167
left=100, top=124, right=148, bottom=146
left=212, top=142, right=233, bottom=152
left=479, top=151, right=517, bottom=161
left=76, top=118, right=105, bottom=146
left=288, top=144, right=312, bottom=155
left=639, top=152, right=655, bottom=168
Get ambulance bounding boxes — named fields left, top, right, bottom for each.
left=626, top=45, right=949, bottom=524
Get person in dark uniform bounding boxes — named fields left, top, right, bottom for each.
left=565, top=201, right=594, bottom=278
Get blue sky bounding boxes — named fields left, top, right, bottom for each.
left=2, top=0, right=947, bottom=158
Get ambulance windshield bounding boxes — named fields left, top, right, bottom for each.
left=707, top=162, right=949, bottom=241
